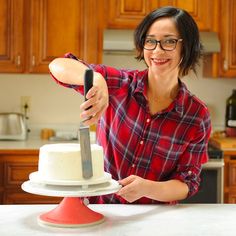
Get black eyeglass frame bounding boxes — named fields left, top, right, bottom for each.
left=143, top=38, right=183, bottom=51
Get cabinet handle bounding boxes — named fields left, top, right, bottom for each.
left=32, top=55, right=35, bottom=67
left=223, top=59, right=228, bottom=71
left=15, top=55, right=21, bottom=66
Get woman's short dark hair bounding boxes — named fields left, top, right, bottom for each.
left=134, top=6, right=203, bottom=76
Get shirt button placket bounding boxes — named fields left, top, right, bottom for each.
left=131, top=116, right=150, bottom=174
left=138, top=117, right=150, bottom=145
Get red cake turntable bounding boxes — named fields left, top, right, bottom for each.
left=22, top=172, right=121, bottom=228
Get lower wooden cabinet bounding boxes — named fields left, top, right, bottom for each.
left=0, top=150, right=61, bottom=204
left=224, top=154, right=236, bottom=203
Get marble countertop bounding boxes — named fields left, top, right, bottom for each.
left=0, top=204, right=235, bottom=236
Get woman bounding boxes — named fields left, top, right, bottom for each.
left=49, top=6, right=211, bottom=204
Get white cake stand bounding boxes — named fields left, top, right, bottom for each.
left=21, top=172, right=121, bottom=228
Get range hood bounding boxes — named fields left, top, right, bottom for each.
left=103, top=29, right=221, bottom=54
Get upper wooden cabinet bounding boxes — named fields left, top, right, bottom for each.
left=203, top=0, right=236, bottom=78
left=27, top=0, right=83, bottom=73
left=218, top=0, right=236, bottom=78
left=105, top=0, right=156, bottom=29
left=105, top=0, right=218, bottom=31
left=0, top=0, right=25, bottom=72
left=0, top=0, right=103, bottom=73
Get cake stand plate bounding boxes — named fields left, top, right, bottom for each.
left=22, top=179, right=121, bottom=197
left=21, top=179, right=121, bottom=228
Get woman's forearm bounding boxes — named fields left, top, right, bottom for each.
left=49, top=57, right=107, bottom=98
left=145, top=179, right=189, bottom=202
left=49, top=58, right=88, bottom=85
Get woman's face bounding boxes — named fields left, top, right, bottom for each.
left=143, top=17, right=182, bottom=78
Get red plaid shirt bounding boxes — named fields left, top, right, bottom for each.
left=52, top=53, right=211, bottom=204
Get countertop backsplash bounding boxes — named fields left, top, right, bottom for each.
left=1, top=66, right=236, bottom=136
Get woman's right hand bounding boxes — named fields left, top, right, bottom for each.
left=80, top=72, right=109, bottom=126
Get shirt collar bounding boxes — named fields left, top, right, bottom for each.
left=134, top=70, right=148, bottom=95
left=173, top=79, right=188, bottom=117
left=133, top=72, right=188, bottom=117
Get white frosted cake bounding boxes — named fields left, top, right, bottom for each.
left=38, top=143, right=104, bottom=181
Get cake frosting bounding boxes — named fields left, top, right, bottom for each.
left=38, top=143, right=104, bottom=181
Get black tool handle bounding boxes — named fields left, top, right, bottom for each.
left=84, top=69, right=93, bottom=101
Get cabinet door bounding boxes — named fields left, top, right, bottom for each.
left=106, top=0, right=218, bottom=31
left=0, top=150, right=62, bottom=204
left=172, top=0, right=218, bottom=31
left=228, top=193, right=236, bottom=203
left=219, top=0, right=236, bottom=77
left=106, top=0, right=157, bottom=29
left=0, top=0, right=25, bottom=72
left=224, top=155, right=236, bottom=203
left=4, top=162, right=37, bottom=186
left=27, top=0, right=83, bottom=73
left=228, top=160, right=236, bottom=187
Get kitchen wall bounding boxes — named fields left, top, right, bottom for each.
left=0, top=73, right=84, bottom=136
left=0, top=56, right=236, bottom=136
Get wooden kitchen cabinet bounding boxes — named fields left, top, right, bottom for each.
left=218, top=0, right=236, bottom=78
left=224, top=153, right=236, bottom=203
left=105, top=0, right=219, bottom=31
left=26, top=0, right=83, bottom=73
left=105, top=0, right=156, bottom=29
left=203, top=0, right=236, bottom=78
left=0, top=0, right=103, bottom=73
left=0, top=0, right=25, bottom=72
left=0, top=150, right=61, bottom=204
left=209, top=138, right=236, bottom=203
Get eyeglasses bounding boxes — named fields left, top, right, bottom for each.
left=143, top=38, right=183, bottom=51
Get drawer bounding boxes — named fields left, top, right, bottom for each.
left=3, top=189, right=61, bottom=204
left=4, top=162, right=37, bottom=186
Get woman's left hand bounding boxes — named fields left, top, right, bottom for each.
left=117, top=175, right=147, bottom=203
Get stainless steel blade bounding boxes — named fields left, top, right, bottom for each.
left=79, top=123, right=93, bottom=179
left=79, top=69, right=94, bottom=179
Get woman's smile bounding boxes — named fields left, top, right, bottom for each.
left=151, top=58, right=170, bottom=66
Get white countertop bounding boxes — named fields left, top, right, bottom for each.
left=0, top=132, right=96, bottom=150
left=0, top=137, right=80, bottom=150
left=0, top=138, right=58, bottom=150
left=0, top=203, right=235, bottom=236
